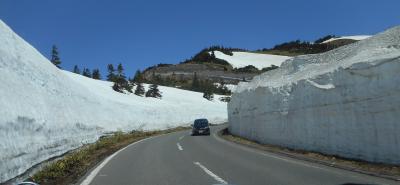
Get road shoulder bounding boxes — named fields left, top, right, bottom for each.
left=217, top=127, right=400, bottom=182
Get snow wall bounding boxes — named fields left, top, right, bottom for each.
left=228, top=26, right=400, bottom=164
left=0, top=20, right=227, bottom=182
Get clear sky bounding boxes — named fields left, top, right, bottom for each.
left=1, top=0, right=399, bottom=77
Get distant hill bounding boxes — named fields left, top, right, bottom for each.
left=141, top=34, right=368, bottom=92
left=255, top=35, right=371, bottom=56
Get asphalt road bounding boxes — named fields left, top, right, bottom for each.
left=80, top=125, right=399, bottom=185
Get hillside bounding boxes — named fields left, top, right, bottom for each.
left=143, top=34, right=368, bottom=90
left=0, top=20, right=227, bottom=182
left=212, top=51, right=291, bottom=70
left=228, top=26, right=400, bottom=164
left=142, top=49, right=294, bottom=93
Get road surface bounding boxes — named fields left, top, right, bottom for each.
left=80, top=125, right=399, bottom=185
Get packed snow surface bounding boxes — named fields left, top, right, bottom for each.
left=229, top=26, right=400, bottom=164
left=0, top=20, right=227, bottom=182
left=322, top=35, right=371, bottom=43
left=212, top=51, right=292, bottom=70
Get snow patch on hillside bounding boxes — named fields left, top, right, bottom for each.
left=212, top=51, right=292, bottom=70
left=322, top=35, right=371, bottom=43
left=0, top=19, right=227, bottom=182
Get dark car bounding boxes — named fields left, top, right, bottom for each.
left=191, top=119, right=210, bottom=136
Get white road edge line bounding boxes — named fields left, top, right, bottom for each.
left=80, top=136, right=157, bottom=185
left=212, top=132, right=330, bottom=172
left=177, top=143, right=183, bottom=151
left=194, top=162, right=228, bottom=184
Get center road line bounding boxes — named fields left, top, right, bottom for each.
left=179, top=135, right=184, bottom=140
left=177, top=143, right=183, bottom=151
left=80, top=136, right=157, bottom=185
left=193, top=162, right=228, bottom=184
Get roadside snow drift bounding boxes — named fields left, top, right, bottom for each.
left=0, top=20, right=227, bottom=182
left=228, top=26, right=400, bottom=164
left=213, top=51, right=292, bottom=70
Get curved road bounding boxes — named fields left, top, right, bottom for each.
left=80, top=125, right=398, bottom=185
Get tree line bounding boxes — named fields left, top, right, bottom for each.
left=141, top=70, right=231, bottom=101
left=49, top=45, right=162, bottom=98
left=73, top=65, right=101, bottom=79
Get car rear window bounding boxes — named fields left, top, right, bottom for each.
left=194, top=119, right=208, bottom=128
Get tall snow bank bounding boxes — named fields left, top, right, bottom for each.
left=228, top=26, right=400, bottom=164
left=213, top=51, right=292, bottom=70
left=0, top=20, right=227, bottom=182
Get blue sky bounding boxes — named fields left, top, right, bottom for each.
left=1, top=0, right=399, bottom=77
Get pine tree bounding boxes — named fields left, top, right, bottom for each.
left=202, top=80, right=214, bottom=100
left=203, top=89, right=214, bottom=101
left=191, top=72, right=199, bottom=91
left=134, top=83, right=145, bottom=96
left=107, top=64, right=116, bottom=82
left=210, top=50, right=216, bottom=58
left=133, top=70, right=143, bottom=83
left=112, top=82, right=123, bottom=93
left=50, top=45, right=62, bottom=68
left=124, top=81, right=133, bottom=93
left=111, top=63, right=132, bottom=93
left=82, top=68, right=92, bottom=77
left=73, top=65, right=80, bottom=74
left=145, top=84, right=162, bottom=98
left=117, top=63, right=126, bottom=79
left=92, top=69, right=101, bottom=79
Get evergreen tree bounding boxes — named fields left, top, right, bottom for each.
left=73, top=65, right=80, bottom=74
left=112, top=63, right=132, bottom=93
left=215, top=81, right=231, bottom=95
left=145, top=84, right=162, bottom=98
left=134, top=83, right=145, bottom=96
left=117, top=63, right=126, bottom=79
left=112, top=82, right=123, bottom=93
left=191, top=72, right=199, bottom=91
left=82, top=68, right=92, bottom=77
left=107, top=64, right=116, bottom=82
left=203, top=89, right=214, bottom=101
left=92, top=69, right=101, bottom=79
left=124, top=81, right=133, bottom=93
left=202, top=80, right=214, bottom=100
left=50, top=45, right=62, bottom=68
left=133, top=70, right=143, bottom=83
left=210, top=50, right=216, bottom=58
